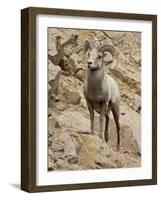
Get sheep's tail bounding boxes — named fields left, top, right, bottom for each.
left=99, top=45, right=119, bottom=68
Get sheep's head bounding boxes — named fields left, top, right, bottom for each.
left=84, top=40, right=118, bottom=71
left=87, top=48, right=105, bottom=71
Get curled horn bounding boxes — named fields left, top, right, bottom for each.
left=99, top=45, right=118, bottom=68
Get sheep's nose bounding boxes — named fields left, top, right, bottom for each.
left=87, top=61, right=92, bottom=65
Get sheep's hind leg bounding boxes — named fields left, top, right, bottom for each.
left=100, top=102, right=106, bottom=142
left=111, top=105, right=120, bottom=150
left=86, top=99, right=95, bottom=135
left=104, top=115, right=109, bottom=143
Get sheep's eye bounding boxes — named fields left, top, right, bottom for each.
left=98, top=54, right=102, bottom=58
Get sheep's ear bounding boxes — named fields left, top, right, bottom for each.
left=84, top=40, right=90, bottom=52
left=84, top=40, right=97, bottom=52
left=102, top=52, right=107, bottom=58
left=98, top=52, right=104, bottom=58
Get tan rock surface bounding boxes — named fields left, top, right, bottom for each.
left=48, top=28, right=141, bottom=171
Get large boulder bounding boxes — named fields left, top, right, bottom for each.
left=58, top=111, right=90, bottom=134
left=57, top=74, right=82, bottom=105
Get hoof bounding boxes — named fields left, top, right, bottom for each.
left=105, top=136, right=109, bottom=143
left=100, top=136, right=105, bottom=142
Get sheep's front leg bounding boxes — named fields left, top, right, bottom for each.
left=100, top=102, right=106, bottom=141
left=86, top=99, right=94, bottom=135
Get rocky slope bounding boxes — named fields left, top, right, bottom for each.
left=48, top=28, right=141, bottom=171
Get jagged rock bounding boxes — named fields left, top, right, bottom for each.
left=78, top=135, right=102, bottom=169
left=48, top=34, right=78, bottom=65
left=120, top=125, right=140, bottom=154
left=68, top=164, right=84, bottom=170
left=66, top=91, right=81, bottom=105
left=62, top=132, right=78, bottom=164
left=78, top=135, right=125, bottom=169
left=56, top=159, right=69, bottom=170
left=75, top=68, right=85, bottom=82
left=58, top=111, right=90, bottom=133
left=106, top=118, right=140, bottom=154
left=55, top=101, right=67, bottom=111
left=48, top=157, right=56, bottom=171
left=52, top=131, right=78, bottom=166
left=94, top=155, right=117, bottom=168
left=48, top=117, right=61, bottom=130
left=52, top=142, right=64, bottom=152
left=48, top=60, right=61, bottom=95
left=57, top=74, right=83, bottom=105
left=48, top=84, right=52, bottom=100
left=80, top=96, right=87, bottom=109
left=66, top=154, right=78, bottom=164
left=64, top=53, right=82, bottom=75
left=53, top=152, right=64, bottom=161
left=131, top=50, right=141, bottom=64
left=63, top=46, right=73, bottom=57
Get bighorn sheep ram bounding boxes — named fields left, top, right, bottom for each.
left=83, top=41, right=120, bottom=149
